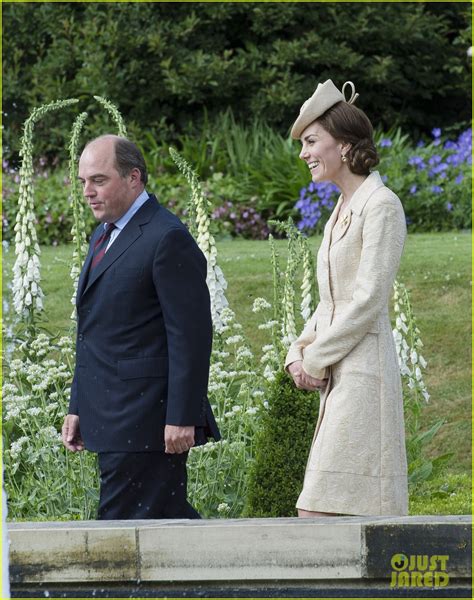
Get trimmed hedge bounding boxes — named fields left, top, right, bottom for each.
left=244, top=370, right=319, bottom=517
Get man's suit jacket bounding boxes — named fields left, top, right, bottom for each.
left=69, top=195, right=220, bottom=452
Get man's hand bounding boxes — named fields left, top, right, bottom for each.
left=62, top=414, right=85, bottom=452
left=165, top=425, right=195, bottom=454
left=288, top=360, right=327, bottom=391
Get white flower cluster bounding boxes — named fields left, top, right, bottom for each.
left=169, top=148, right=229, bottom=332
left=12, top=99, right=79, bottom=318
left=392, top=280, right=430, bottom=402
left=300, top=243, right=314, bottom=322
left=12, top=204, right=43, bottom=315
left=236, top=346, right=254, bottom=361
left=281, top=241, right=298, bottom=347
left=252, top=297, right=271, bottom=313
left=258, top=320, right=279, bottom=331
left=10, top=437, right=29, bottom=460
left=93, top=95, right=128, bottom=137
left=226, top=335, right=245, bottom=346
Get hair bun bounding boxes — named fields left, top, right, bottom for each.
left=348, top=138, right=379, bottom=175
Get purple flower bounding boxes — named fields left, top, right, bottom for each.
left=428, top=155, right=442, bottom=166
left=380, top=138, right=392, bottom=148
left=410, top=185, right=417, bottom=195
left=417, top=140, right=426, bottom=148
left=432, top=128, right=442, bottom=139
left=455, top=173, right=464, bottom=184
left=428, top=162, right=448, bottom=178
left=431, top=185, right=443, bottom=194
left=381, top=175, right=388, bottom=182
left=408, top=156, right=426, bottom=170
left=446, top=202, right=453, bottom=211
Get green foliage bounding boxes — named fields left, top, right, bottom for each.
left=144, top=110, right=308, bottom=223
left=2, top=234, right=471, bottom=518
left=409, top=472, right=471, bottom=515
left=393, top=280, right=455, bottom=488
left=378, top=129, right=472, bottom=232
left=3, top=106, right=469, bottom=248
left=3, top=2, right=471, bottom=163
left=244, top=370, right=319, bottom=517
left=2, top=166, right=96, bottom=246
left=3, top=333, right=99, bottom=520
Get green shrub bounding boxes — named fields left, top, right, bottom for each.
left=244, top=370, right=319, bottom=517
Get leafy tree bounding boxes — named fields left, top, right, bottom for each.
left=3, top=2, right=471, bottom=163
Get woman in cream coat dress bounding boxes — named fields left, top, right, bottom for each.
left=286, top=80, right=408, bottom=517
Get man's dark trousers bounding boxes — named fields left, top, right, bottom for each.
left=97, top=451, right=200, bottom=519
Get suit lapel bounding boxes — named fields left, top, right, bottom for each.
left=80, top=196, right=159, bottom=297
left=84, top=221, right=143, bottom=291
left=76, top=247, right=94, bottom=303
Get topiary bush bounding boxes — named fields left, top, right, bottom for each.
left=244, top=369, right=320, bottom=517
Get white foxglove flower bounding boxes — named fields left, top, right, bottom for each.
left=170, top=148, right=229, bottom=331
left=13, top=99, right=78, bottom=320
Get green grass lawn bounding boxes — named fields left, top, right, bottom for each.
left=3, top=231, right=471, bottom=481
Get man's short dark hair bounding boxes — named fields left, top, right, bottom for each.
left=114, top=137, right=148, bottom=185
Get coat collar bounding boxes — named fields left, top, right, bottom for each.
left=347, top=171, right=385, bottom=216
left=327, top=172, right=384, bottom=247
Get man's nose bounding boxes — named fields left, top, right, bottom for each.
left=83, top=181, right=95, bottom=197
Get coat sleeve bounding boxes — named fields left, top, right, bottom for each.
left=302, top=195, right=406, bottom=378
left=284, top=310, right=328, bottom=380
left=153, top=227, right=213, bottom=426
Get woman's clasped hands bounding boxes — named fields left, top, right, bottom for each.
left=288, top=360, right=327, bottom=391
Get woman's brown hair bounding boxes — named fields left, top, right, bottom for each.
left=317, top=101, right=379, bottom=175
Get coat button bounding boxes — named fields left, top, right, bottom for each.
left=78, top=334, right=84, bottom=341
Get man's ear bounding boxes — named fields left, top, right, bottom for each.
left=129, top=167, right=142, bottom=186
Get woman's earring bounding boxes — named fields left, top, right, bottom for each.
left=341, top=154, right=347, bottom=163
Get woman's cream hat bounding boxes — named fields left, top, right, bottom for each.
left=291, top=79, right=359, bottom=139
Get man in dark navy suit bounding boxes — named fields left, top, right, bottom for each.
left=61, top=134, right=219, bottom=519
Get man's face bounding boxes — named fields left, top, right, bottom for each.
left=78, top=138, right=141, bottom=223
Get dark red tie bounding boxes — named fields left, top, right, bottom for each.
left=90, top=223, right=116, bottom=270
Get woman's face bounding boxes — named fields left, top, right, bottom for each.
left=299, top=121, right=348, bottom=184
